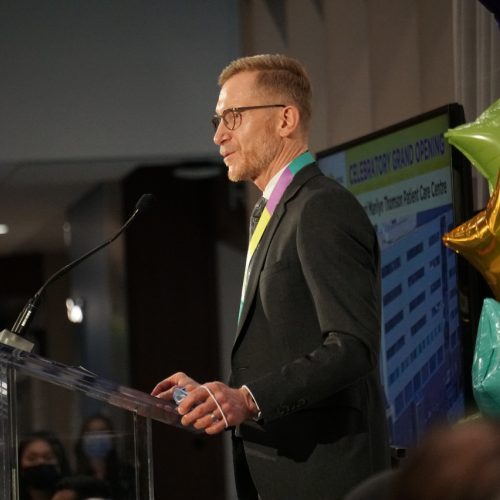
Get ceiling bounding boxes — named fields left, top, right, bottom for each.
left=0, top=161, right=140, bottom=256
left=0, top=155, right=225, bottom=257
left=0, top=1, right=239, bottom=258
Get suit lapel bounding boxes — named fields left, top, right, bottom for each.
left=234, top=162, right=323, bottom=342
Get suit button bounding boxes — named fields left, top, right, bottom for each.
left=277, top=407, right=284, bottom=415
left=283, top=405, right=290, bottom=413
left=290, top=404, right=296, bottom=410
left=297, top=399, right=306, bottom=407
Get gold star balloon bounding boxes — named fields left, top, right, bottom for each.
left=445, top=98, right=500, bottom=195
left=444, top=164, right=500, bottom=300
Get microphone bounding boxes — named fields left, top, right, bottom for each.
left=1, top=193, right=156, bottom=349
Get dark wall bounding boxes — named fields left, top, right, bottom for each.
left=0, top=254, right=43, bottom=300
left=122, top=165, right=245, bottom=498
left=0, top=253, right=47, bottom=353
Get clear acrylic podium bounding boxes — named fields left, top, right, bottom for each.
left=0, top=343, right=197, bottom=500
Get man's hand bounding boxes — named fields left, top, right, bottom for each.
left=177, top=382, right=259, bottom=435
left=151, top=372, right=200, bottom=401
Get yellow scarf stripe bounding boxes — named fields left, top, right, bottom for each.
left=248, top=208, right=271, bottom=259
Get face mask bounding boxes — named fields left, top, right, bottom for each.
left=82, top=433, right=113, bottom=460
left=22, top=463, right=60, bottom=490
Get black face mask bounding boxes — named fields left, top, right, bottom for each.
left=22, top=464, right=60, bottom=490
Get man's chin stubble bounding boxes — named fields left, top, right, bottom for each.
left=227, top=165, right=258, bottom=183
left=226, top=137, right=279, bottom=183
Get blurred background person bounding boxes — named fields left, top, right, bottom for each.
left=19, top=431, right=72, bottom=500
left=52, top=475, right=111, bottom=500
left=389, top=419, right=500, bottom=500
left=74, top=415, right=132, bottom=500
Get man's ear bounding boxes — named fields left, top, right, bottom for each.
left=279, top=105, right=301, bottom=138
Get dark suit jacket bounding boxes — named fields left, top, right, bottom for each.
left=230, top=163, right=390, bottom=500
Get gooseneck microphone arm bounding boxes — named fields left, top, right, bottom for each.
left=9, top=193, right=156, bottom=338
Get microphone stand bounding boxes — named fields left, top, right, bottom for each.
left=0, top=329, right=35, bottom=352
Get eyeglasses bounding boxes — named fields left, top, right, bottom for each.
left=212, top=105, right=285, bottom=133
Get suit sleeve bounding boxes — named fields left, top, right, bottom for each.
left=244, top=186, right=382, bottom=424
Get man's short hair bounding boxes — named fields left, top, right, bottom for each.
left=219, top=54, right=313, bottom=133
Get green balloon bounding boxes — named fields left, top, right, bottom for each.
left=445, top=98, right=500, bottom=195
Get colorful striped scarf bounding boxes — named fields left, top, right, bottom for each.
left=239, top=151, right=314, bottom=321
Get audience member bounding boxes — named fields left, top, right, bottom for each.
left=74, top=415, right=133, bottom=500
left=19, top=431, right=71, bottom=500
left=389, top=419, right=500, bottom=500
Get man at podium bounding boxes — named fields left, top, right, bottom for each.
left=152, top=54, right=390, bottom=500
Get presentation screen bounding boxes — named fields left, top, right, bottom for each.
left=317, top=105, right=474, bottom=448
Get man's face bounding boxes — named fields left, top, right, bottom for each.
left=214, top=72, right=281, bottom=183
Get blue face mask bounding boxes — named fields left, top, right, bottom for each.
left=82, top=433, right=113, bottom=460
